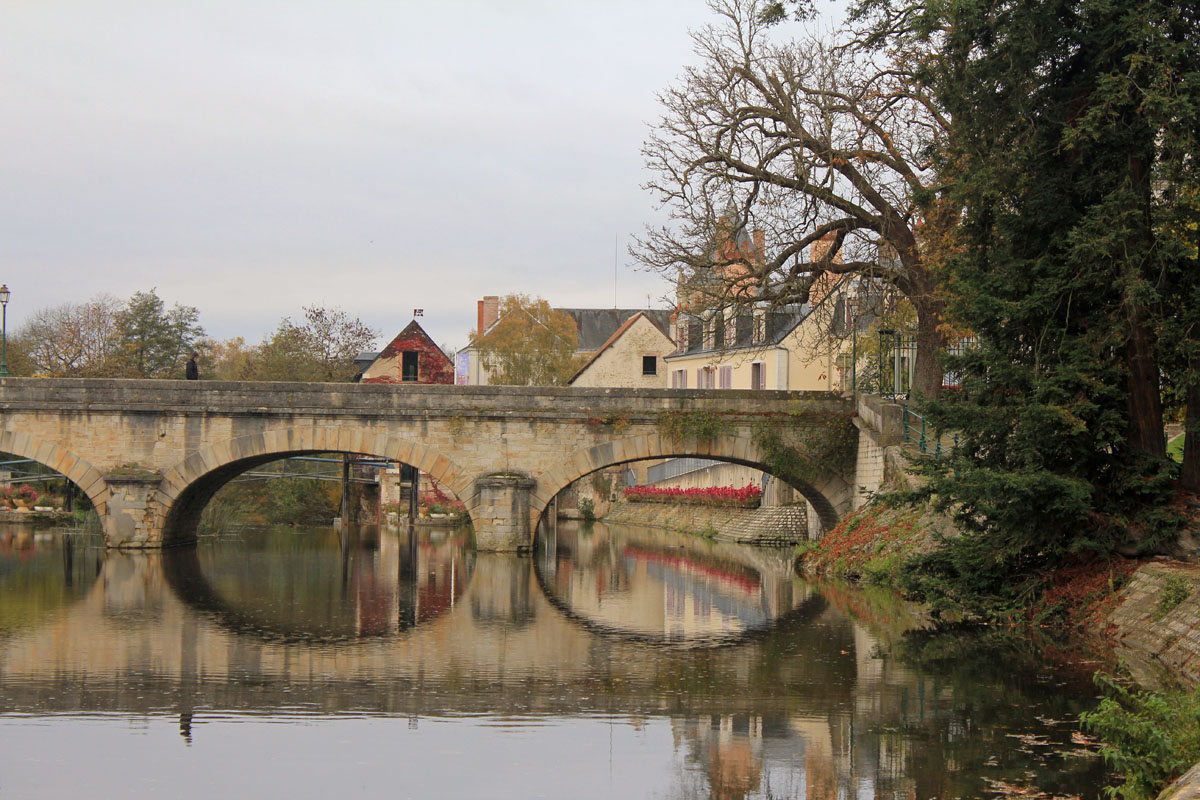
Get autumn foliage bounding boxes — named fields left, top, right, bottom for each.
left=469, top=294, right=584, bottom=386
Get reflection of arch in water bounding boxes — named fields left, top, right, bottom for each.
left=534, top=560, right=833, bottom=650
left=162, top=527, right=473, bottom=645
left=0, top=533, right=104, bottom=636
left=533, top=529, right=833, bottom=649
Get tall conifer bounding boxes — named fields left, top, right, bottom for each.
left=884, top=0, right=1200, bottom=609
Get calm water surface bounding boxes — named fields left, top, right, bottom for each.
left=0, top=520, right=1110, bottom=798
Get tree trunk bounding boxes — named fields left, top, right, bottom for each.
left=911, top=296, right=947, bottom=400
left=1121, top=152, right=1165, bottom=459
left=1182, top=382, right=1200, bottom=493
left=1124, top=320, right=1166, bottom=459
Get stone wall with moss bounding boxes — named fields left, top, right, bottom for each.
left=1103, top=562, right=1200, bottom=688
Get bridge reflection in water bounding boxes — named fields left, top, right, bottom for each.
left=0, top=521, right=1108, bottom=799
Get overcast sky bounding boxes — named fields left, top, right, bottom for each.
left=2, top=0, right=740, bottom=351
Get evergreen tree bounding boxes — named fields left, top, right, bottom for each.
left=885, top=0, right=1200, bottom=611
left=114, top=289, right=205, bottom=378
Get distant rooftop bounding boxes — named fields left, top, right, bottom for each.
left=555, top=308, right=673, bottom=351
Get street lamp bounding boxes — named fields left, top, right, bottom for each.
left=0, top=284, right=10, bottom=378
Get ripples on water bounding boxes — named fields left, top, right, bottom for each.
left=0, top=520, right=1111, bottom=798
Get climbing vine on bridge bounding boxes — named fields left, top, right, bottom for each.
left=751, top=405, right=857, bottom=481
left=654, top=403, right=857, bottom=481
left=655, top=409, right=724, bottom=442
left=586, top=411, right=632, bottom=435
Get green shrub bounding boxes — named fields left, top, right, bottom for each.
left=861, top=552, right=903, bottom=586
left=1153, top=574, right=1191, bottom=621
left=1082, top=673, right=1200, bottom=799
left=578, top=497, right=596, bottom=522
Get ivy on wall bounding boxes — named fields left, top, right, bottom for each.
left=752, top=411, right=857, bottom=481
left=654, top=403, right=857, bottom=480
left=655, top=410, right=724, bottom=441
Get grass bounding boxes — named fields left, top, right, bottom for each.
left=1153, top=573, right=1192, bottom=621
left=1168, top=433, right=1186, bottom=463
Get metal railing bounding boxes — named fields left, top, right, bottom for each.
left=902, top=406, right=958, bottom=460
left=851, top=333, right=977, bottom=401
left=645, top=457, right=721, bottom=485
left=0, top=457, right=67, bottom=486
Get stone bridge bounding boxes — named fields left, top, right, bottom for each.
left=0, top=379, right=901, bottom=550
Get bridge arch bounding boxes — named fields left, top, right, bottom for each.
left=530, top=431, right=853, bottom=537
left=159, top=426, right=471, bottom=546
left=0, top=430, right=109, bottom=516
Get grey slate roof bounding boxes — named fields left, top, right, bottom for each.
left=671, top=303, right=811, bottom=357
left=555, top=308, right=673, bottom=351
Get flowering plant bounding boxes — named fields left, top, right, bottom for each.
left=421, top=481, right=465, bottom=516
left=2, top=485, right=39, bottom=509
left=623, top=483, right=761, bottom=508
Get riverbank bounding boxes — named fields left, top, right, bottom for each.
left=0, top=508, right=79, bottom=527
left=602, top=499, right=807, bottom=545
left=799, top=499, right=1200, bottom=798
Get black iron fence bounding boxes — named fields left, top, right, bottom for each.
left=850, top=334, right=976, bottom=459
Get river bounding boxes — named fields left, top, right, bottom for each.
left=0, top=519, right=1111, bottom=798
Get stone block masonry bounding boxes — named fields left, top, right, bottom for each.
left=0, top=378, right=882, bottom=551
left=1101, top=562, right=1200, bottom=800
left=1103, top=562, right=1200, bottom=686
left=604, top=501, right=808, bottom=546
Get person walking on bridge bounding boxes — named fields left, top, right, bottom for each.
left=185, top=352, right=199, bottom=381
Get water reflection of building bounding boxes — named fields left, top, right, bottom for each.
left=541, top=523, right=797, bottom=643
left=356, top=528, right=474, bottom=635
left=629, top=546, right=768, bottom=638
left=675, top=715, right=765, bottom=800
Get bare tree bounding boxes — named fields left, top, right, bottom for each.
left=637, top=0, right=950, bottom=396
left=289, top=305, right=378, bottom=382
left=234, top=305, right=378, bottom=382
left=17, top=294, right=124, bottom=376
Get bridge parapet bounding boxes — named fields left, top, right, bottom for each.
left=0, top=378, right=860, bottom=550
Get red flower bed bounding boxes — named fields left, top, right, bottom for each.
left=623, top=483, right=762, bottom=508
left=2, top=485, right=39, bottom=509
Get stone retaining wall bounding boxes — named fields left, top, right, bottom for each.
left=1099, top=561, right=1200, bottom=800
left=1103, top=562, right=1200, bottom=687
left=602, top=500, right=807, bottom=546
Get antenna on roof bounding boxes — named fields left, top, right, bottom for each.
left=614, top=234, right=619, bottom=308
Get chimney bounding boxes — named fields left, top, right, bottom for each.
left=753, top=229, right=764, bottom=257
left=479, top=295, right=499, bottom=333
